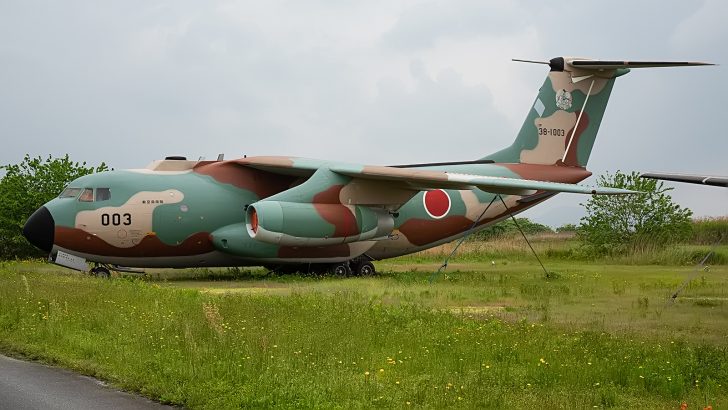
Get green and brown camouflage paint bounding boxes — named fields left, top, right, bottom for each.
left=23, top=57, right=709, bottom=268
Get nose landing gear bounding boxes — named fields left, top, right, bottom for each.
left=90, top=264, right=111, bottom=279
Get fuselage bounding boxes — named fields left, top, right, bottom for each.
left=23, top=56, right=710, bottom=270
left=23, top=157, right=591, bottom=268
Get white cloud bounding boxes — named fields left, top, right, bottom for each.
left=0, top=0, right=725, bottom=224
left=672, top=0, right=728, bottom=56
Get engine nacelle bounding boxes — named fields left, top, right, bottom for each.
left=209, top=223, right=278, bottom=258
left=246, top=200, right=394, bottom=246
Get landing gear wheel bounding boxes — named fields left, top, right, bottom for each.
left=329, top=262, right=352, bottom=276
left=91, top=266, right=111, bottom=279
left=353, top=261, right=376, bottom=276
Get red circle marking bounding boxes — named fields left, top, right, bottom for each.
left=423, top=189, right=451, bottom=219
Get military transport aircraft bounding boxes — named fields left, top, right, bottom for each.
left=641, top=172, right=728, bottom=188
left=23, top=56, right=711, bottom=276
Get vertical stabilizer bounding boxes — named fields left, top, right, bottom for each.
left=484, top=57, right=712, bottom=168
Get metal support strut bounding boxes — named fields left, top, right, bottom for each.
left=665, top=233, right=724, bottom=306
left=497, top=195, right=551, bottom=279
left=430, top=194, right=553, bottom=283
left=430, top=195, right=498, bottom=283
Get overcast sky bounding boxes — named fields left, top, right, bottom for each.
left=1, top=0, right=726, bottom=226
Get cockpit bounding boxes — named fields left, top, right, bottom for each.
left=59, top=187, right=112, bottom=202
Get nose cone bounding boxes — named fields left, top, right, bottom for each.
left=23, top=206, right=55, bottom=253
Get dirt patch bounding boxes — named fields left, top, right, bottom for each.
left=447, top=305, right=507, bottom=315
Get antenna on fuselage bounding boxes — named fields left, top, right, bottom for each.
left=217, top=153, right=225, bottom=161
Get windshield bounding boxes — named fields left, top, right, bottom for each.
left=58, top=187, right=113, bottom=201
left=59, top=187, right=82, bottom=198
left=79, top=188, right=94, bottom=202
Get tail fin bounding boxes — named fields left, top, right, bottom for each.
left=483, top=57, right=712, bottom=168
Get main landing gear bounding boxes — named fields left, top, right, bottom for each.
left=325, top=258, right=377, bottom=276
left=349, top=260, right=375, bottom=276
left=266, top=258, right=377, bottom=277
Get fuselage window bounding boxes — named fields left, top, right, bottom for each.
left=59, top=187, right=82, bottom=198
left=96, top=188, right=111, bottom=201
left=79, top=188, right=94, bottom=202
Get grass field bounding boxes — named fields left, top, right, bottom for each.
left=1, top=245, right=727, bottom=408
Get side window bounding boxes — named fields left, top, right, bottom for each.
left=79, top=188, right=94, bottom=202
left=96, top=188, right=111, bottom=201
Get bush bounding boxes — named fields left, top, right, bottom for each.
left=556, top=223, right=578, bottom=233
left=691, top=217, right=728, bottom=245
left=577, top=171, right=692, bottom=256
left=469, top=217, right=553, bottom=241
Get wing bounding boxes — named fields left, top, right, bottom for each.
left=330, top=165, right=637, bottom=196
left=229, top=156, right=637, bottom=210
left=641, top=172, right=728, bottom=188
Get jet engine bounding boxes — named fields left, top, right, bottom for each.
left=246, top=200, right=394, bottom=246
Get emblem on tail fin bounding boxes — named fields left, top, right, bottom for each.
left=555, top=89, right=572, bottom=110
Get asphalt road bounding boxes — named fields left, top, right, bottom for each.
left=0, top=354, right=174, bottom=410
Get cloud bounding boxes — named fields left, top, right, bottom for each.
left=672, top=0, right=728, bottom=56
left=382, top=0, right=525, bottom=50
left=0, top=1, right=724, bottom=224
left=350, top=62, right=507, bottom=164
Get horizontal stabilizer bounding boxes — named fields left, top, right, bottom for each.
left=641, top=172, right=728, bottom=188
left=568, top=60, right=714, bottom=70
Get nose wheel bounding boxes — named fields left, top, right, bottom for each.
left=90, top=265, right=111, bottom=279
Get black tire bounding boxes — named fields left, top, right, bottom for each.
left=353, top=261, right=376, bottom=276
left=91, top=266, right=111, bottom=279
left=329, top=262, right=352, bottom=276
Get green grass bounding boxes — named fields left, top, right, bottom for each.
left=1, top=259, right=728, bottom=408
left=408, top=234, right=728, bottom=265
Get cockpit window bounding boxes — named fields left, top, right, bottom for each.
left=96, top=188, right=111, bottom=201
left=79, top=188, right=94, bottom=202
left=59, top=187, right=82, bottom=198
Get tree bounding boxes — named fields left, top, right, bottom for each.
left=0, top=155, right=109, bottom=259
left=577, top=170, right=692, bottom=255
left=470, top=217, right=553, bottom=241
left=556, top=223, right=578, bottom=233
